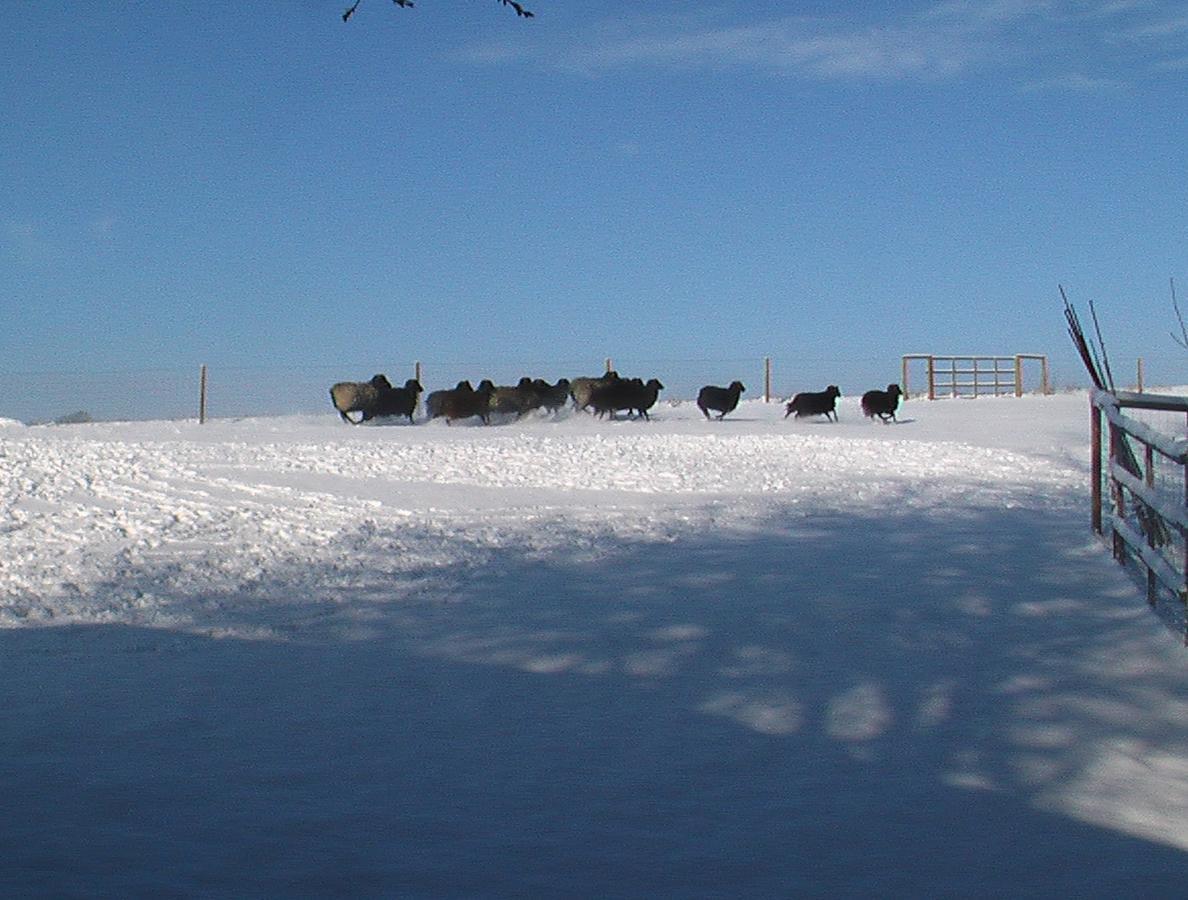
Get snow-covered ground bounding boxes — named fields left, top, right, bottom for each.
left=2, top=392, right=1187, bottom=896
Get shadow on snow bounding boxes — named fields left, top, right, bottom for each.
left=3, top=502, right=1187, bottom=896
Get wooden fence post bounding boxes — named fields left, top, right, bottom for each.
left=764, top=357, right=771, bottom=403
left=199, top=365, right=207, bottom=425
left=1091, top=397, right=1102, bottom=534
left=415, top=361, right=422, bottom=384
left=1137, top=358, right=1145, bottom=393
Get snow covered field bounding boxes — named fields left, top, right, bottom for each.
left=3, top=391, right=1187, bottom=896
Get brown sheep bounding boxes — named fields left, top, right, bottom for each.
left=329, top=374, right=394, bottom=425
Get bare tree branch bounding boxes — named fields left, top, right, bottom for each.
left=499, top=0, right=534, bottom=17
left=343, top=0, right=532, bottom=23
left=1171, top=277, right=1188, bottom=350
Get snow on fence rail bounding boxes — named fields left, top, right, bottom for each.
left=901, top=354, right=1051, bottom=400
left=1090, top=388, right=1188, bottom=629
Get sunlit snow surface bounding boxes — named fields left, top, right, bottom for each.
left=2, top=393, right=1187, bottom=896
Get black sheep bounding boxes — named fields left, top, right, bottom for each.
left=428, top=380, right=495, bottom=425
left=785, top=385, right=841, bottom=422
left=426, top=381, right=472, bottom=420
left=370, top=378, right=423, bottom=423
left=570, top=371, right=620, bottom=412
left=532, top=378, right=572, bottom=415
left=697, top=381, right=746, bottom=420
left=488, top=377, right=540, bottom=417
left=861, top=384, right=903, bottom=423
left=589, top=377, right=664, bottom=420
left=631, top=378, right=665, bottom=420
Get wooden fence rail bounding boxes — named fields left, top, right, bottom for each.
left=1090, top=389, right=1188, bottom=624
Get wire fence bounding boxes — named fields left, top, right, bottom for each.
left=0, top=349, right=1180, bottom=425
left=0, top=355, right=820, bottom=424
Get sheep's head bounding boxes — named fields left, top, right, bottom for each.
left=828, top=385, right=841, bottom=398
left=887, top=384, right=902, bottom=397
left=730, top=381, right=746, bottom=393
left=404, top=379, right=423, bottom=394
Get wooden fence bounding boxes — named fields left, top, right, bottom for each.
left=1090, top=389, right=1188, bottom=624
left=901, top=354, right=1050, bottom=400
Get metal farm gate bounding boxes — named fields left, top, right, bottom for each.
left=901, top=354, right=1050, bottom=400
left=1090, top=389, right=1188, bottom=635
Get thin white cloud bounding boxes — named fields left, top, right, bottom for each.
left=466, top=16, right=988, bottom=81
left=89, top=217, right=119, bottom=240
left=458, top=2, right=1188, bottom=88
left=4, top=219, right=118, bottom=266
left=1089, top=0, right=1159, bottom=15
left=1116, top=14, right=1188, bottom=40
left=1022, top=71, right=1128, bottom=90
left=924, top=0, right=1056, bottom=25
left=3, top=222, right=60, bottom=264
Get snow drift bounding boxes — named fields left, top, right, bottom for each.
left=2, top=392, right=1187, bottom=896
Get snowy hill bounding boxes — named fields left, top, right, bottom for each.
left=2, top=392, right=1187, bottom=896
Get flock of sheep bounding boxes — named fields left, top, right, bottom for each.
left=329, top=371, right=903, bottom=425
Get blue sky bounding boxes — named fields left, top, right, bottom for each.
left=3, top=0, right=1187, bottom=415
